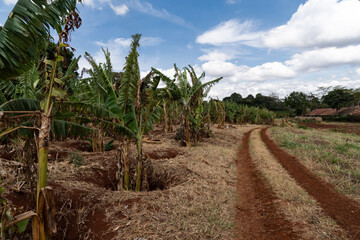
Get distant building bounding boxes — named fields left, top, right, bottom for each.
left=306, top=106, right=360, bottom=117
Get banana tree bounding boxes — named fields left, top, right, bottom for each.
left=0, top=1, right=82, bottom=238
left=0, top=0, right=81, bottom=80
left=153, top=65, right=222, bottom=147
left=118, top=34, right=162, bottom=191
left=125, top=75, right=162, bottom=191
left=79, top=35, right=161, bottom=191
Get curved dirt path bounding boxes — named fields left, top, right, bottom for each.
left=262, top=128, right=360, bottom=239
left=235, top=128, right=299, bottom=240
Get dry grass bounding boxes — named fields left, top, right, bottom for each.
left=249, top=129, right=348, bottom=240
left=269, top=125, right=360, bottom=203
left=101, top=125, right=257, bottom=240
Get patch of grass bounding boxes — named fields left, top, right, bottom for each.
left=68, top=151, right=83, bottom=167
left=280, top=140, right=298, bottom=149
left=270, top=125, right=360, bottom=202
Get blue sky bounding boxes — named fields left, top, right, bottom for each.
left=1, top=0, right=360, bottom=99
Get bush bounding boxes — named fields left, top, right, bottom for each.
left=68, top=151, right=83, bottom=167
left=323, top=115, right=360, bottom=122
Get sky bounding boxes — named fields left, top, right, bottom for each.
left=1, top=0, right=360, bottom=99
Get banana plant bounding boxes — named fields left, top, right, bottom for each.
left=79, top=35, right=161, bottom=191
left=125, top=75, right=162, bottom=191
left=0, top=0, right=81, bottom=80
left=153, top=65, right=222, bottom=147
left=0, top=1, right=82, bottom=237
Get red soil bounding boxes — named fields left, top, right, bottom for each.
left=234, top=128, right=299, bottom=240
left=147, top=148, right=180, bottom=159
left=262, top=128, right=360, bottom=239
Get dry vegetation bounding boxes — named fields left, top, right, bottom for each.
left=1, top=125, right=257, bottom=239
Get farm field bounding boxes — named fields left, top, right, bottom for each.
left=1, top=122, right=360, bottom=239
left=2, top=1, right=360, bottom=239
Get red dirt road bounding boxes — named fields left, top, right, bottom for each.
left=235, top=129, right=299, bottom=240
left=262, top=128, right=360, bottom=239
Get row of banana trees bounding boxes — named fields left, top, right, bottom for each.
left=0, top=1, right=222, bottom=237
left=218, top=101, right=275, bottom=125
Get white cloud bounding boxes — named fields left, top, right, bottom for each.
left=262, top=0, right=360, bottom=49
left=126, top=0, right=193, bottom=29
left=201, top=61, right=295, bottom=82
left=82, top=0, right=192, bottom=29
left=198, top=50, right=234, bottom=62
left=195, top=0, right=360, bottom=97
left=196, top=19, right=262, bottom=46
left=3, top=0, right=17, bottom=5
left=82, top=0, right=96, bottom=8
left=109, top=4, right=129, bottom=16
left=198, top=0, right=360, bottom=50
left=286, top=44, right=360, bottom=72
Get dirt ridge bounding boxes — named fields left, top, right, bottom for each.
left=262, top=127, right=360, bottom=239
left=235, top=128, right=299, bottom=240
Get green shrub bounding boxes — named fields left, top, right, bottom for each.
left=68, top=151, right=83, bottom=167
left=105, top=139, right=115, bottom=151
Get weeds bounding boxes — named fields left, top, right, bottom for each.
left=280, top=140, right=298, bottom=149
left=68, top=151, right=83, bottom=167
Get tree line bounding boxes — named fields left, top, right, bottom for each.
left=223, top=87, right=360, bottom=117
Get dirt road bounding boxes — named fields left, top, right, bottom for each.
left=235, top=128, right=299, bottom=240
left=235, top=127, right=360, bottom=239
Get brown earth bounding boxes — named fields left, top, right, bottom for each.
left=3, top=124, right=360, bottom=239
left=234, top=128, right=299, bottom=240
left=262, top=128, right=360, bottom=239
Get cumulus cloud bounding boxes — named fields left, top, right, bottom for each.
left=286, top=44, right=360, bottom=72
left=262, top=0, right=360, bottom=49
left=195, top=0, right=360, bottom=98
left=201, top=61, right=295, bottom=82
left=109, top=4, right=129, bottom=16
left=198, top=0, right=360, bottom=50
left=198, top=49, right=235, bottom=62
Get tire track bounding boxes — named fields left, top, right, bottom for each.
left=235, top=128, right=299, bottom=240
left=262, top=128, right=360, bottom=239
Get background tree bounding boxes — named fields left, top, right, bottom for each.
left=223, top=92, right=242, bottom=104
left=285, top=91, right=309, bottom=116
left=322, top=88, right=354, bottom=116
left=352, top=88, right=360, bottom=106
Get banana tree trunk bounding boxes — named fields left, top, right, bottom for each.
left=185, top=113, right=191, bottom=147
left=98, top=123, right=103, bottom=152
left=135, top=139, right=142, bottom=191
left=33, top=111, right=51, bottom=240
left=123, top=140, right=130, bottom=190
left=163, top=103, right=168, bottom=133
